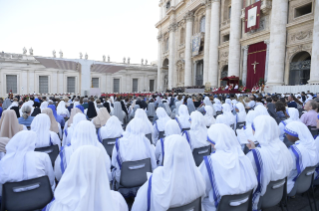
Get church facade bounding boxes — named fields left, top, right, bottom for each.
left=0, top=52, right=157, bottom=96
left=156, top=0, right=318, bottom=91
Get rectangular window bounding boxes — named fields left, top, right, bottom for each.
left=113, top=79, right=120, bottom=93
left=39, top=76, right=49, bottom=94
left=132, top=79, right=138, bottom=92
left=67, top=77, right=75, bottom=93
left=294, top=3, right=312, bottom=18
left=150, top=80, right=155, bottom=92
left=92, top=78, right=99, bottom=88
left=6, top=75, right=17, bottom=93
left=223, top=34, right=230, bottom=42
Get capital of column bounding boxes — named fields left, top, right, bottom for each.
left=205, top=0, right=212, bottom=8
left=242, top=45, right=249, bottom=51
left=168, top=23, right=178, bottom=32
left=184, top=11, right=194, bottom=22
left=157, top=34, right=163, bottom=41
left=264, top=39, right=270, bottom=45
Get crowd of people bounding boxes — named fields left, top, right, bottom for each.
left=0, top=91, right=318, bottom=210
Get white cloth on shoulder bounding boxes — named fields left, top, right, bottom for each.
left=57, top=101, right=70, bottom=118
left=63, top=113, right=87, bottom=147
left=222, top=103, right=236, bottom=126
left=135, top=109, right=153, bottom=135
left=152, top=107, right=171, bottom=143
left=235, top=102, right=246, bottom=123
left=99, top=116, right=124, bottom=140
left=278, top=108, right=300, bottom=141
left=204, top=106, right=215, bottom=127
left=175, top=105, right=191, bottom=130
left=213, top=98, right=222, bottom=112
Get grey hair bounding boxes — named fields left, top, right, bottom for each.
left=22, top=105, right=31, bottom=120
left=310, top=100, right=318, bottom=110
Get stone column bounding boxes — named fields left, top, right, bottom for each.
left=266, top=0, right=288, bottom=85
left=21, top=70, right=28, bottom=95
left=78, top=60, right=93, bottom=96
left=203, top=1, right=211, bottom=84
left=264, top=40, right=270, bottom=83
left=242, top=46, right=249, bottom=86
left=228, top=0, right=242, bottom=77
left=58, top=70, right=64, bottom=94
left=28, top=70, right=35, bottom=94
left=157, top=34, right=163, bottom=91
left=168, top=17, right=177, bottom=89
left=208, top=0, right=220, bottom=87
left=309, top=1, right=319, bottom=84
left=184, top=11, right=194, bottom=86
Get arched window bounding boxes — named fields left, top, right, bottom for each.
left=180, top=28, right=185, bottom=44
left=200, top=16, right=206, bottom=33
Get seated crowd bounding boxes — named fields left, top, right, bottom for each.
left=0, top=92, right=318, bottom=211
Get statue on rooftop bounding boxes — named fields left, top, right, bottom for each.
left=80, top=52, right=83, bottom=59
left=29, top=47, right=33, bottom=55
left=59, top=50, right=63, bottom=58
left=103, top=55, right=106, bottom=62
left=23, top=47, right=27, bottom=55
left=85, top=53, right=88, bottom=60
left=52, top=50, right=56, bottom=58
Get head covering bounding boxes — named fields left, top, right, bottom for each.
left=112, top=102, right=124, bottom=123
left=148, top=135, right=206, bottom=210
left=215, top=115, right=231, bottom=127
left=40, top=101, right=48, bottom=112
left=31, top=114, right=53, bottom=148
left=31, top=107, right=41, bottom=116
left=65, top=113, right=87, bottom=146
left=155, top=107, right=171, bottom=132
left=186, top=98, right=196, bottom=114
left=76, top=105, right=84, bottom=113
left=176, top=105, right=191, bottom=130
left=0, top=137, right=10, bottom=153
left=57, top=101, right=69, bottom=117
left=285, top=107, right=300, bottom=123
left=135, top=109, right=153, bottom=134
left=213, top=98, right=222, bottom=112
left=2, top=98, right=12, bottom=110
left=251, top=116, right=294, bottom=209
left=67, top=108, right=83, bottom=127
left=0, top=131, right=37, bottom=183
left=204, top=106, right=215, bottom=127
left=255, top=105, right=269, bottom=116
left=222, top=103, right=235, bottom=125
left=147, top=102, right=156, bottom=117
left=0, top=110, right=24, bottom=138
left=163, top=103, right=172, bottom=116
left=48, top=146, right=116, bottom=211
left=164, top=120, right=181, bottom=136
left=100, top=116, right=124, bottom=139
left=186, top=111, right=208, bottom=149
left=41, top=108, right=60, bottom=133
left=92, top=107, right=111, bottom=128
left=235, top=102, right=246, bottom=122
left=204, top=97, right=214, bottom=111
left=10, top=106, right=20, bottom=118
left=225, top=98, right=233, bottom=110
left=206, top=124, right=257, bottom=200
left=87, top=102, right=97, bottom=119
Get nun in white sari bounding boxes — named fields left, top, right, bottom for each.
left=204, top=106, right=215, bottom=128
left=246, top=115, right=294, bottom=210
left=175, top=105, right=191, bottom=131
left=0, top=131, right=55, bottom=197
left=213, top=98, right=222, bottom=115
left=132, top=135, right=206, bottom=211
left=112, top=118, right=157, bottom=192
left=284, top=121, right=319, bottom=194
left=198, top=124, right=257, bottom=211
left=215, top=115, right=231, bottom=127
left=99, top=116, right=124, bottom=145
left=182, top=111, right=208, bottom=150
left=31, top=114, right=61, bottom=149
left=57, top=101, right=70, bottom=118
left=111, top=102, right=127, bottom=125
left=152, top=107, right=171, bottom=144
left=186, top=98, right=196, bottom=114
left=278, top=108, right=300, bottom=141
left=222, top=104, right=236, bottom=126
left=134, top=109, right=153, bottom=136
left=155, top=120, right=181, bottom=166
left=45, top=146, right=128, bottom=211
left=235, top=102, right=246, bottom=123
left=54, top=121, right=111, bottom=182
left=62, top=113, right=87, bottom=147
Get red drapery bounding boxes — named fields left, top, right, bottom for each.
left=246, top=42, right=267, bottom=89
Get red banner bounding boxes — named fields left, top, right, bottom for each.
left=245, top=1, right=261, bottom=33
left=246, top=42, right=267, bottom=89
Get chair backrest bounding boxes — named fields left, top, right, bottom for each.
left=148, top=116, right=154, bottom=123
left=145, top=133, right=153, bottom=145
left=217, top=189, right=253, bottom=211
left=27, top=126, right=31, bottom=130
left=288, top=166, right=316, bottom=196
left=1, top=176, right=53, bottom=211
left=192, top=145, right=211, bottom=166
left=34, top=145, right=59, bottom=166
left=236, top=122, right=246, bottom=130
left=230, top=124, right=235, bottom=130
left=159, top=131, right=165, bottom=139
left=216, top=111, right=223, bottom=116
left=167, top=197, right=201, bottom=211
left=120, top=158, right=152, bottom=188
left=182, top=128, right=190, bottom=132
left=102, top=137, right=121, bottom=157
left=258, top=178, right=286, bottom=210
left=308, top=126, right=319, bottom=138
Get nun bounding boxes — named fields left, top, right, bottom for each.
left=92, top=107, right=111, bottom=129
left=203, top=106, right=215, bottom=128
left=152, top=107, right=171, bottom=144
left=175, top=105, right=191, bottom=131
left=132, top=135, right=206, bottom=211
left=284, top=121, right=319, bottom=194
left=45, top=146, right=128, bottom=211
left=112, top=118, right=157, bottom=193
left=48, top=105, right=65, bottom=129
left=57, top=101, right=70, bottom=118
left=182, top=111, right=208, bottom=151
left=62, top=113, right=87, bottom=147
left=129, top=104, right=140, bottom=121
left=31, top=114, right=61, bottom=149
left=42, top=108, right=62, bottom=139
left=111, top=101, right=127, bottom=125
left=186, top=98, right=196, bottom=114
left=147, top=102, right=156, bottom=121
left=245, top=115, right=294, bottom=210
left=278, top=107, right=300, bottom=141
left=222, top=103, right=236, bottom=127
left=87, top=101, right=97, bottom=119
left=54, top=121, right=111, bottom=182
left=155, top=120, right=181, bottom=166
left=0, top=131, right=56, bottom=197
left=98, top=116, right=124, bottom=148
left=40, top=101, right=49, bottom=112
left=134, top=109, right=153, bottom=138
left=0, top=137, right=10, bottom=160
left=213, top=98, right=222, bottom=116
left=215, top=115, right=231, bottom=127
left=235, top=102, right=247, bottom=125
left=198, top=124, right=258, bottom=210
left=0, top=110, right=25, bottom=138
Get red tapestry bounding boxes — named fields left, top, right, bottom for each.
left=245, top=1, right=261, bottom=33
left=246, top=42, right=267, bottom=89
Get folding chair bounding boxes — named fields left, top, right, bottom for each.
left=217, top=189, right=253, bottom=211
left=236, top=122, right=246, bottom=130
left=159, top=131, right=165, bottom=139
left=1, top=176, right=53, bottom=211
left=192, top=145, right=211, bottom=166
left=257, top=178, right=286, bottom=210
left=145, top=133, right=153, bottom=145
left=168, top=197, right=201, bottom=211
left=102, top=137, right=121, bottom=157
left=308, top=126, right=319, bottom=138
left=35, top=145, right=59, bottom=166
left=181, top=128, right=190, bottom=132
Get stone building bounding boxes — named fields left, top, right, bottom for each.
left=156, top=0, right=318, bottom=91
left=0, top=51, right=157, bottom=96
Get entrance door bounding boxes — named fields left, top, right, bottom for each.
left=289, top=61, right=311, bottom=85
left=195, top=60, right=203, bottom=86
